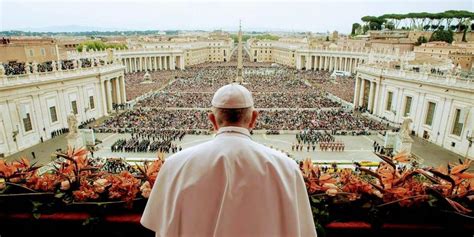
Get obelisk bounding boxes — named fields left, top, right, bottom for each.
left=235, top=20, right=244, bottom=84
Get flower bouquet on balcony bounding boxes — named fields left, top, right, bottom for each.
left=0, top=147, right=165, bottom=215
left=301, top=151, right=474, bottom=233
left=0, top=157, right=53, bottom=211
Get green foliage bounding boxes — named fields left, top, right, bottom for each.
left=325, top=36, right=329, bottom=41
left=357, top=10, right=474, bottom=32
left=429, top=30, right=454, bottom=43
left=230, top=34, right=251, bottom=42
left=462, top=27, right=468, bottom=42
left=415, top=36, right=428, bottom=46
left=385, top=22, right=395, bottom=30
left=362, top=25, right=370, bottom=34
left=255, top=34, right=280, bottom=41
left=76, top=41, right=128, bottom=52
left=351, top=23, right=361, bottom=35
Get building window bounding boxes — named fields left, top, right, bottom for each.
left=451, top=108, right=464, bottom=136
left=385, top=91, right=393, bottom=111
left=23, top=113, right=33, bottom=132
left=71, top=101, right=78, bottom=115
left=40, top=48, right=46, bottom=56
left=403, top=96, right=412, bottom=116
left=49, top=106, right=58, bottom=123
left=89, top=96, right=95, bottom=110
left=425, top=102, right=436, bottom=126
left=29, top=49, right=34, bottom=57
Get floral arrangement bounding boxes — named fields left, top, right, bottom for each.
left=0, top=147, right=164, bottom=208
left=301, top=151, right=474, bottom=231
left=1, top=146, right=473, bottom=231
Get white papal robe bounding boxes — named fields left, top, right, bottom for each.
left=141, top=126, right=317, bottom=237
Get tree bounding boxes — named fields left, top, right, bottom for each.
left=415, top=36, right=428, bottom=45
left=385, top=22, right=395, bottom=30
left=429, top=30, right=454, bottom=43
left=76, top=40, right=127, bottom=52
left=351, top=23, right=361, bottom=35
left=325, top=36, right=330, bottom=41
left=362, top=25, right=370, bottom=34
left=462, top=27, right=468, bottom=42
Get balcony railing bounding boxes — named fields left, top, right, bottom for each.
left=0, top=63, right=124, bottom=87
left=357, top=65, right=474, bottom=90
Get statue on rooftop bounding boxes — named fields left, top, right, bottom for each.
left=72, top=60, right=77, bottom=69
left=51, top=61, right=57, bottom=72
left=32, top=62, right=38, bottom=73
left=25, top=63, right=31, bottom=74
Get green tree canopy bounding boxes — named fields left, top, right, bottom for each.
left=77, top=41, right=128, bottom=52
left=429, top=30, right=454, bottom=43
left=351, top=23, right=361, bottom=35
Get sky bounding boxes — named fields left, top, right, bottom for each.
left=0, top=0, right=472, bottom=33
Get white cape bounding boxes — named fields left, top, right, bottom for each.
left=141, top=127, right=317, bottom=237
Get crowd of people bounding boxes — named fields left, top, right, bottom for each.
left=95, top=107, right=387, bottom=133
left=292, top=130, right=346, bottom=152
left=110, top=130, right=185, bottom=153
left=257, top=109, right=387, bottom=131
left=124, top=71, right=183, bottom=100
left=51, top=127, right=69, bottom=138
left=300, top=70, right=355, bottom=103
left=93, top=61, right=392, bottom=139
left=135, top=91, right=340, bottom=109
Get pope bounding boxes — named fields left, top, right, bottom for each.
left=141, top=83, right=317, bottom=237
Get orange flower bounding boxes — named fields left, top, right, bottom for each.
left=26, top=171, right=59, bottom=192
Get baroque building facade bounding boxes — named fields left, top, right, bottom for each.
left=0, top=62, right=125, bottom=157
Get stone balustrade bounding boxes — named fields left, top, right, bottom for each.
left=357, top=64, right=474, bottom=89
left=0, top=63, right=124, bottom=87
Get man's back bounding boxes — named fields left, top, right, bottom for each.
left=141, top=126, right=316, bottom=237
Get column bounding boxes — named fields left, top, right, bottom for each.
left=120, top=76, right=127, bottom=103
left=368, top=81, right=375, bottom=113
left=132, top=58, right=138, bottom=72
left=306, top=56, right=311, bottom=71
left=122, top=59, right=127, bottom=73
left=353, top=77, right=360, bottom=107
left=106, top=80, right=113, bottom=113
left=128, top=58, right=131, bottom=72
left=171, top=56, right=176, bottom=70
left=136, top=57, right=139, bottom=72
left=359, top=79, right=366, bottom=107
left=373, top=81, right=380, bottom=115
left=349, top=58, right=354, bottom=73
left=159, top=56, right=162, bottom=70
left=180, top=56, right=185, bottom=70
left=318, top=56, right=323, bottom=70
left=114, top=77, right=121, bottom=105
left=100, top=81, right=108, bottom=116
left=152, top=57, right=156, bottom=71
left=140, top=57, right=144, bottom=72
left=344, top=58, right=348, bottom=71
